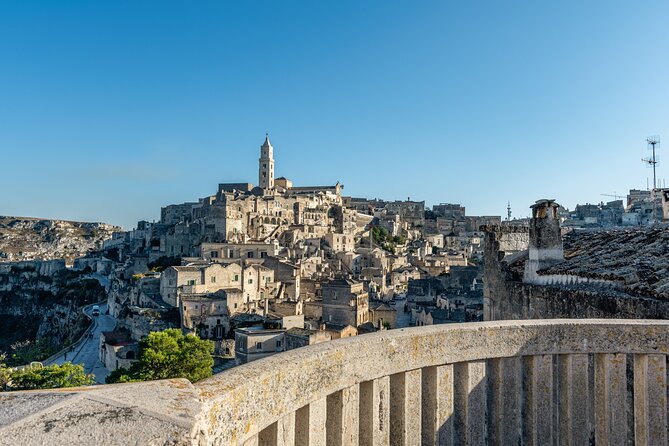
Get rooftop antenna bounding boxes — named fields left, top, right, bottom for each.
left=642, top=136, right=660, bottom=223
left=506, top=201, right=512, bottom=222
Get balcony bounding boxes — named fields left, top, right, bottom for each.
left=2, top=320, right=668, bottom=445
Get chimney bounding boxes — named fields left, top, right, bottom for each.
left=524, top=199, right=564, bottom=283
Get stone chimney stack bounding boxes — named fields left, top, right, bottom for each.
left=524, top=199, right=564, bottom=283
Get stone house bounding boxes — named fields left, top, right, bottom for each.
left=234, top=326, right=285, bottom=364
left=369, top=301, right=397, bottom=329
left=99, top=330, right=138, bottom=372
left=160, top=262, right=276, bottom=311
left=321, top=322, right=358, bottom=339
left=391, top=266, right=422, bottom=292
left=321, top=278, right=369, bottom=327
left=323, top=232, right=355, bottom=253
left=180, top=293, right=230, bottom=339
left=284, top=327, right=332, bottom=350
left=199, top=241, right=278, bottom=261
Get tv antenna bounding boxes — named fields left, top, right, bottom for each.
left=643, top=136, right=660, bottom=189
left=506, top=201, right=512, bottom=221
left=642, top=136, right=660, bottom=223
left=600, top=193, right=625, bottom=200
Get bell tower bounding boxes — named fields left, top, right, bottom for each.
left=259, top=133, right=274, bottom=189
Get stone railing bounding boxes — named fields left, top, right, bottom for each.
left=1, top=320, right=668, bottom=445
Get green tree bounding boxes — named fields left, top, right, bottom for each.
left=0, top=354, right=10, bottom=389
left=4, top=362, right=94, bottom=391
left=106, top=329, right=214, bottom=384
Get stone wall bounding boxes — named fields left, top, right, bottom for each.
left=3, top=320, right=669, bottom=445
left=483, top=225, right=669, bottom=321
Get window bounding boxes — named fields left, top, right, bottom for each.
left=187, top=279, right=196, bottom=286
left=256, top=342, right=262, bottom=349
left=234, top=274, right=239, bottom=281
left=234, top=303, right=238, bottom=309
left=260, top=251, right=267, bottom=258
left=276, top=340, right=282, bottom=348
left=266, top=276, right=271, bottom=284
left=217, top=319, right=221, bottom=324
left=248, top=278, right=253, bottom=284
left=211, top=251, right=219, bottom=258
left=228, top=249, right=234, bottom=258
left=247, top=252, right=254, bottom=259
left=211, top=276, right=216, bottom=283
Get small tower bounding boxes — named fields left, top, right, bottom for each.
left=259, top=134, right=275, bottom=189
left=524, top=199, right=564, bottom=283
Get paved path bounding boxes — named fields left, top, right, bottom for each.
left=46, top=303, right=116, bottom=383
left=394, top=297, right=412, bottom=328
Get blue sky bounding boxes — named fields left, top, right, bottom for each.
left=1, top=1, right=668, bottom=229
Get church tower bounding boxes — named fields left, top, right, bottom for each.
left=259, top=133, right=275, bottom=189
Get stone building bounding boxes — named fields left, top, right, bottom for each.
left=321, top=278, right=369, bottom=327
left=284, top=327, right=332, bottom=350
left=160, top=262, right=277, bottom=312
left=234, top=326, right=285, bottom=364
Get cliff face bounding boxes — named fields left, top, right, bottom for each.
left=0, top=265, right=106, bottom=364
left=0, top=216, right=121, bottom=263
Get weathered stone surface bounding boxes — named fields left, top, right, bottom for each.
left=0, top=392, right=77, bottom=427
left=0, top=380, right=202, bottom=446
left=0, top=216, right=120, bottom=263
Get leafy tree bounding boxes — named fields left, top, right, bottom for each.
left=3, top=362, right=94, bottom=391
left=106, top=329, right=214, bottom=384
left=0, top=354, right=10, bottom=389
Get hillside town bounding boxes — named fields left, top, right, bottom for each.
left=89, top=135, right=493, bottom=371
left=5, top=135, right=669, bottom=384
left=5, top=135, right=669, bottom=381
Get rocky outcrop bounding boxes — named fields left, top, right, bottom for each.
left=0, top=266, right=106, bottom=363
left=0, top=216, right=121, bottom=264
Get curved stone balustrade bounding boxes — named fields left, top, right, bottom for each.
left=2, top=319, right=669, bottom=445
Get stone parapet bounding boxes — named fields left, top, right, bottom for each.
left=2, top=320, right=669, bottom=445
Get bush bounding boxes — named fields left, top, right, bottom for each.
left=106, top=329, right=214, bottom=384
left=3, top=362, right=94, bottom=391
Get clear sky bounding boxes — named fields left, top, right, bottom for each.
left=2, top=1, right=669, bottom=229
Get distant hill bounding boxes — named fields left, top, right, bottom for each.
left=0, top=216, right=121, bottom=263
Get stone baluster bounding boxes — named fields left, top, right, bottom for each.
left=595, top=353, right=627, bottom=446
left=359, top=377, right=390, bottom=446
left=558, top=354, right=591, bottom=445
left=421, top=364, right=454, bottom=446
left=389, top=369, right=422, bottom=446
left=295, top=398, right=327, bottom=446
left=325, top=385, right=360, bottom=446
left=489, top=356, right=523, bottom=445
left=634, top=354, right=667, bottom=445
left=454, top=360, right=487, bottom=446
left=523, top=355, right=554, bottom=446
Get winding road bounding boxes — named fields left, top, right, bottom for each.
left=45, top=302, right=116, bottom=383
